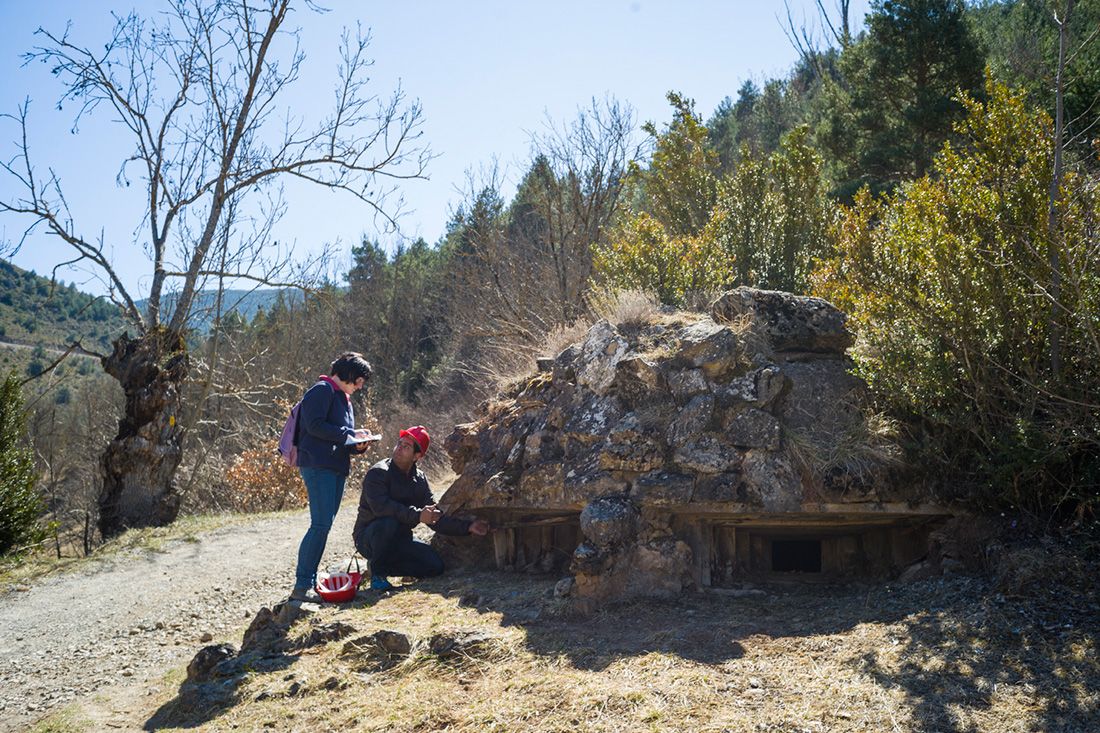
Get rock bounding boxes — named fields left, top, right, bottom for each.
left=741, top=450, right=802, bottom=511
left=666, top=394, right=715, bottom=448
left=296, top=622, right=356, bottom=649
left=554, top=577, right=575, bottom=598
left=722, top=407, right=781, bottom=450
left=612, top=356, right=666, bottom=407
left=580, top=496, right=639, bottom=549
left=340, top=630, right=412, bottom=672
left=674, top=435, right=742, bottom=474
left=562, top=470, right=628, bottom=507
left=576, top=320, right=629, bottom=394
left=668, top=368, right=709, bottom=401
left=692, top=471, right=743, bottom=503
left=631, top=471, right=695, bottom=507
left=241, top=607, right=287, bottom=653
left=444, top=422, right=481, bottom=474
left=897, top=561, right=938, bottom=583
left=599, top=416, right=664, bottom=473
left=199, top=632, right=213, bottom=643
left=710, top=287, right=852, bottom=354
left=677, top=320, right=745, bottom=379
left=186, top=644, right=237, bottom=683
left=624, top=539, right=692, bottom=597
left=563, top=394, right=624, bottom=443
left=427, top=631, right=499, bottom=660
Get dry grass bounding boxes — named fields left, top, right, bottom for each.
left=543, top=317, right=595, bottom=358
left=786, top=406, right=903, bottom=492
left=586, top=288, right=662, bottom=329
left=125, top=567, right=1098, bottom=732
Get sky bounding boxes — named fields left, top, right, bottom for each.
left=0, top=1, right=870, bottom=296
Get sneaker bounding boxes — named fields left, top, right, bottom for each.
left=370, top=575, right=394, bottom=592
left=289, top=587, right=322, bottom=603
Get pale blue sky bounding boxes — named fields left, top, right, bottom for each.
left=0, top=1, right=870, bottom=296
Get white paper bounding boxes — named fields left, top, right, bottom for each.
left=345, top=432, right=382, bottom=445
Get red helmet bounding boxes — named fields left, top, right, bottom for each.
left=399, top=425, right=430, bottom=454
left=316, top=571, right=359, bottom=603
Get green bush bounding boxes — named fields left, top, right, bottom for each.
left=0, top=371, right=44, bottom=555
left=813, top=77, right=1100, bottom=516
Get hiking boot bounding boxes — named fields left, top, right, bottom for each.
left=370, top=575, right=394, bottom=592
left=289, top=587, right=322, bottom=603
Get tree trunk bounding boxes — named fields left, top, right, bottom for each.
left=98, top=330, right=189, bottom=538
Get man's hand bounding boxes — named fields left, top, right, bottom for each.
left=468, top=518, right=490, bottom=536
left=419, top=505, right=442, bottom=526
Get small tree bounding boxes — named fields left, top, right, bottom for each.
left=0, top=371, right=44, bottom=555
left=0, top=1, right=428, bottom=537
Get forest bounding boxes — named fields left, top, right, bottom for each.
left=1, top=0, right=1097, bottom=558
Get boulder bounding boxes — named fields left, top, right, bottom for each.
left=710, top=287, right=852, bottom=354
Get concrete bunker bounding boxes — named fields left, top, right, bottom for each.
left=436, top=288, right=955, bottom=608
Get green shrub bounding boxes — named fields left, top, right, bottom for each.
left=813, top=77, right=1100, bottom=516
left=0, top=371, right=44, bottom=555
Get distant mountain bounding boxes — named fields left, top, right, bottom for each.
left=0, top=259, right=312, bottom=351
left=139, top=288, right=304, bottom=334
left=0, top=259, right=127, bottom=351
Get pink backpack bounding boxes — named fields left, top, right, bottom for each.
left=277, top=400, right=302, bottom=467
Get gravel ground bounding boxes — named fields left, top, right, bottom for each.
left=0, top=504, right=359, bottom=732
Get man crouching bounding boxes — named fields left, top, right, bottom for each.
left=353, top=425, right=490, bottom=591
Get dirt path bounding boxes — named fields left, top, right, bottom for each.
left=0, top=504, right=359, bottom=732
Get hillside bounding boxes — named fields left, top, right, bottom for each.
left=0, top=259, right=127, bottom=351
left=0, top=259, right=307, bottom=347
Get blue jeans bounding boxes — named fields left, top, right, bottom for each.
left=354, top=516, right=445, bottom=579
left=294, top=467, right=347, bottom=591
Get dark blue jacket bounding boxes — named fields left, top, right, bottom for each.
left=353, top=458, right=471, bottom=538
left=296, top=378, right=355, bottom=475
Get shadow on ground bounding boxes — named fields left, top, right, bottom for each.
left=143, top=591, right=386, bottom=730
left=431, top=566, right=1099, bottom=729
left=140, top=562, right=1099, bottom=731
left=857, top=571, right=1100, bottom=732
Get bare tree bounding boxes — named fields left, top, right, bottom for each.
left=1047, top=0, right=1075, bottom=381
left=444, top=98, right=641, bottom=387
left=0, top=1, right=429, bottom=536
left=782, top=0, right=853, bottom=66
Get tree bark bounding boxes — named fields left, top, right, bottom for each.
left=98, top=331, right=189, bottom=538
left=1047, top=0, right=1074, bottom=382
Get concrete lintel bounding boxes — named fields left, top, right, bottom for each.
left=675, top=502, right=953, bottom=526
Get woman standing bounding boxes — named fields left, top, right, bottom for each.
left=290, top=352, right=374, bottom=602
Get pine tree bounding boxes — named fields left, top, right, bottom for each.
left=0, top=371, right=43, bottom=555
left=826, top=0, right=985, bottom=196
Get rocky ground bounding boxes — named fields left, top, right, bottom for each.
left=0, top=506, right=358, bottom=732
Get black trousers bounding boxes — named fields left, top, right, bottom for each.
left=354, top=516, right=445, bottom=579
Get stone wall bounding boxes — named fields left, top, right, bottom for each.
left=438, top=288, right=949, bottom=608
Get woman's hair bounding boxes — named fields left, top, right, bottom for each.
left=330, top=352, right=373, bottom=383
